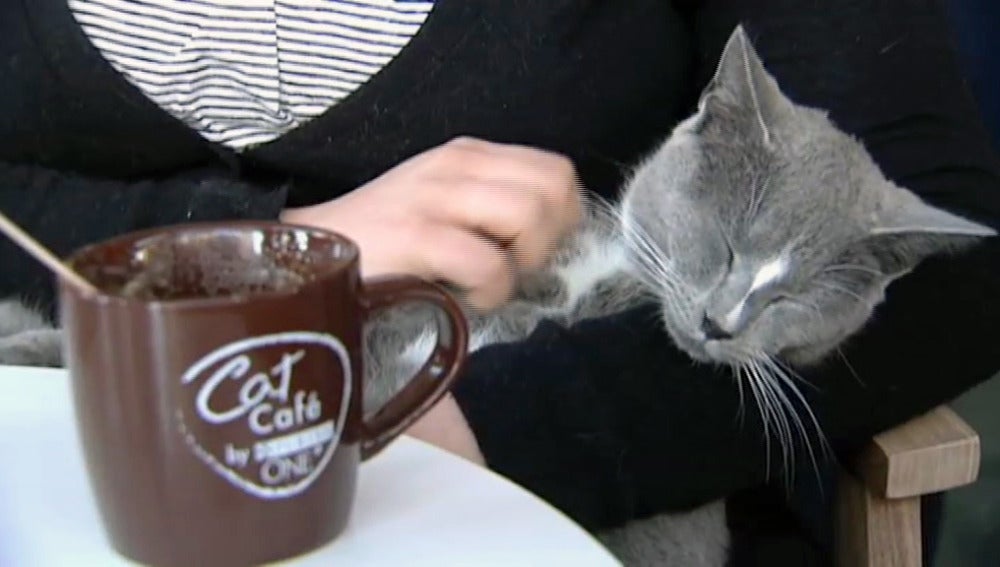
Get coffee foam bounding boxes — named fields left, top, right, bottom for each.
left=108, top=230, right=319, bottom=301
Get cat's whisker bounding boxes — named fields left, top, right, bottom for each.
left=633, top=263, right=684, bottom=315
left=758, top=367, right=802, bottom=492
left=763, top=356, right=833, bottom=482
left=636, top=270, right=698, bottom=331
left=620, top=215, right=689, bottom=290
left=741, top=362, right=773, bottom=481
left=634, top=243, right=684, bottom=290
left=627, top=239, right=672, bottom=283
left=815, top=280, right=866, bottom=303
left=771, top=357, right=820, bottom=391
left=659, top=284, right=698, bottom=324
left=633, top=252, right=695, bottom=319
left=647, top=262, right=685, bottom=296
left=836, top=348, right=865, bottom=386
left=732, top=349, right=830, bottom=492
left=733, top=363, right=747, bottom=424
left=751, top=360, right=794, bottom=480
left=653, top=291, right=684, bottom=325
left=656, top=288, right=686, bottom=320
left=757, top=359, right=821, bottom=487
left=822, top=264, right=884, bottom=278
left=784, top=296, right=824, bottom=322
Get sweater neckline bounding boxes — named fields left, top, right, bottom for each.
left=242, top=0, right=479, bottom=159
left=25, top=0, right=473, bottom=161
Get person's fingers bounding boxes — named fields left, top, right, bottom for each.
left=427, top=180, right=565, bottom=271
left=430, top=137, right=585, bottom=233
left=413, top=224, right=517, bottom=311
left=290, top=137, right=585, bottom=303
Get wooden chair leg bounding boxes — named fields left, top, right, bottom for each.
left=836, top=471, right=922, bottom=567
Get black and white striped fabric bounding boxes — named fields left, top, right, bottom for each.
left=69, top=0, right=435, bottom=149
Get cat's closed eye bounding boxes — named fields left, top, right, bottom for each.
left=723, top=239, right=735, bottom=272
left=763, top=292, right=788, bottom=309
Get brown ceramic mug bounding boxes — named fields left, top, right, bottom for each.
left=57, top=221, right=469, bottom=567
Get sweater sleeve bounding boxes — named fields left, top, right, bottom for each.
left=452, top=0, right=1000, bottom=531
left=0, top=162, right=288, bottom=309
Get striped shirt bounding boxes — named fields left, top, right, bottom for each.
left=68, top=0, right=436, bottom=150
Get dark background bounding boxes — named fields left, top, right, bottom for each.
left=934, top=1, right=1000, bottom=566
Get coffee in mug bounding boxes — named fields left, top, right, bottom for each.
left=58, top=222, right=469, bottom=566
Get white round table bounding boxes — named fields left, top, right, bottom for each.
left=0, top=366, right=619, bottom=566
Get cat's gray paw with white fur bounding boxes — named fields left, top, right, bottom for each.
left=362, top=303, right=441, bottom=414
left=0, top=299, right=64, bottom=368
left=0, top=329, right=64, bottom=367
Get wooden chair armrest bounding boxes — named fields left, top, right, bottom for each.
left=835, top=405, right=981, bottom=567
left=852, top=406, right=981, bottom=499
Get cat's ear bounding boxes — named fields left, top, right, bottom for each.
left=871, top=187, right=996, bottom=238
left=700, top=25, right=796, bottom=145
left=863, top=185, right=995, bottom=277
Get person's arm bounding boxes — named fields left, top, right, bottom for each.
left=1, top=137, right=583, bottom=318
left=449, top=0, right=1000, bottom=531
left=0, top=162, right=288, bottom=307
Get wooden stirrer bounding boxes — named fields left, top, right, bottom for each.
left=0, top=210, right=98, bottom=293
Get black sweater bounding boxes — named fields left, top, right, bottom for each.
left=4, top=0, right=999, bottom=558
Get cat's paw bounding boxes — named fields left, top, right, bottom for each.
left=0, top=299, right=52, bottom=337
left=0, top=329, right=65, bottom=368
left=362, top=304, right=442, bottom=414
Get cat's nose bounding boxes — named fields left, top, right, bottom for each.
left=700, top=314, right=733, bottom=341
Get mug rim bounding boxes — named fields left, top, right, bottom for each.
left=60, top=220, right=360, bottom=311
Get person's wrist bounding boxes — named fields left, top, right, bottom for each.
left=407, top=394, right=486, bottom=466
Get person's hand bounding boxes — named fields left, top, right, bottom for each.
left=281, top=137, right=582, bottom=310
left=406, top=394, right=485, bottom=465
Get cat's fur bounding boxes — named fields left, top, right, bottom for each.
left=1, top=27, right=994, bottom=567
left=0, top=300, right=62, bottom=367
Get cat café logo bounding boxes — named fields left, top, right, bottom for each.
left=177, top=332, right=352, bottom=500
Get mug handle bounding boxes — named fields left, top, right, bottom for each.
left=357, top=275, right=469, bottom=460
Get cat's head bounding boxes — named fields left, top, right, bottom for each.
left=620, top=25, right=995, bottom=368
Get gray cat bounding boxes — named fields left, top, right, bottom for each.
left=0, top=26, right=993, bottom=567
left=361, top=25, right=995, bottom=566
